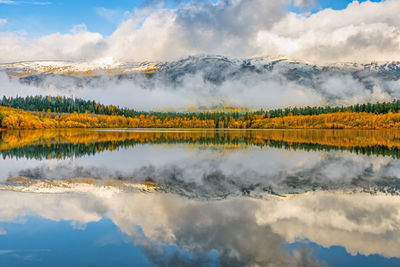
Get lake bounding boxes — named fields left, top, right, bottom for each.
left=0, top=129, right=400, bottom=266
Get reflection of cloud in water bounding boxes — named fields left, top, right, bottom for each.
left=258, top=192, right=400, bottom=258
left=0, top=190, right=399, bottom=265
left=4, top=146, right=400, bottom=196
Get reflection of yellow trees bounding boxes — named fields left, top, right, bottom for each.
left=2, top=128, right=400, bottom=151
left=3, top=106, right=400, bottom=130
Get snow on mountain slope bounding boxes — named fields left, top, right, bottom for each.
left=0, top=59, right=159, bottom=78
left=2, top=55, right=400, bottom=110
left=2, top=55, right=400, bottom=83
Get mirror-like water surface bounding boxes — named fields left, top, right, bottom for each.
left=1, top=129, right=400, bottom=266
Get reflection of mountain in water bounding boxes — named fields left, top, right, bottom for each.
left=2, top=129, right=400, bottom=198
left=5, top=155, right=400, bottom=199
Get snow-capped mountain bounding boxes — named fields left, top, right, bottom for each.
left=0, top=59, right=159, bottom=78
left=2, top=55, right=400, bottom=110
left=2, top=55, right=400, bottom=85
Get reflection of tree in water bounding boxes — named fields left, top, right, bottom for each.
left=2, top=129, right=400, bottom=197
left=3, top=134, right=400, bottom=160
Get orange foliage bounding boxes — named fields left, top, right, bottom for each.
left=3, top=106, right=400, bottom=130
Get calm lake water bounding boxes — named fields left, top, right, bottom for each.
left=1, top=129, right=400, bottom=266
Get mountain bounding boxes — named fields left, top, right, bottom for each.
left=0, top=59, right=159, bottom=78
left=2, top=55, right=400, bottom=82
left=2, top=55, right=400, bottom=110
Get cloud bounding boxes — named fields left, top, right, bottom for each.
left=291, top=0, right=318, bottom=12
left=95, top=7, right=124, bottom=23
left=28, top=1, right=51, bottom=5
left=1, top=0, right=400, bottom=63
left=0, top=0, right=16, bottom=4
left=105, top=0, right=290, bottom=62
left=0, top=24, right=106, bottom=62
left=292, top=0, right=316, bottom=8
left=259, top=0, right=400, bottom=63
left=1, top=1, right=400, bottom=111
left=0, top=18, right=7, bottom=26
left=0, top=0, right=51, bottom=5
left=2, top=54, right=400, bottom=111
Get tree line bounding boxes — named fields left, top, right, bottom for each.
left=3, top=105, right=400, bottom=129
left=2, top=95, right=400, bottom=121
left=0, top=95, right=139, bottom=117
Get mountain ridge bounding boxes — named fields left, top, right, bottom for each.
left=2, top=55, right=400, bottom=79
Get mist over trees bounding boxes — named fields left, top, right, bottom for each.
left=2, top=95, right=400, bottom=119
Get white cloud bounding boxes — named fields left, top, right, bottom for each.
left=258, top=0, right=400, bottom=63
left=29, top=1, right=51, bottom=5
left=0, top=0, right=287, bottom=63
left=0, top=18, right=7, bottom=26
left=95, top=7, right=121, bottom=23
left=0, top=25, right=106, bottom=62
left=292, top=0, right=318, bottom=12
left=0, top=0, right=51, bottom=4
left=108, top=0, right=400, bottom=63
left=0, top=0, right=400, bottom=63
left=0, top=0, right=16, bottom=4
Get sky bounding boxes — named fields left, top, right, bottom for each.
left=0, top=0, right=394, bottom=64
left=0, top=0, right=192, bottom=37
left=1, top=0, right=400, bottom=112
left=0, top=0, right=381, bottom=37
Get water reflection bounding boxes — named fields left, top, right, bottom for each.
left=1, top=129, right=400, bottom=266
left=1, top=133, right=400, bottom=196
left=0, top=191, right=399, bottom=266
left=2, top=129, right=400, bottom=159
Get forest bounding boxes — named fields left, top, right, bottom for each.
left=3, top=95, right=400, bottom=119
left=2, top=96, right=400, bottom=129
left=0, top=95, right=139, bottom=117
